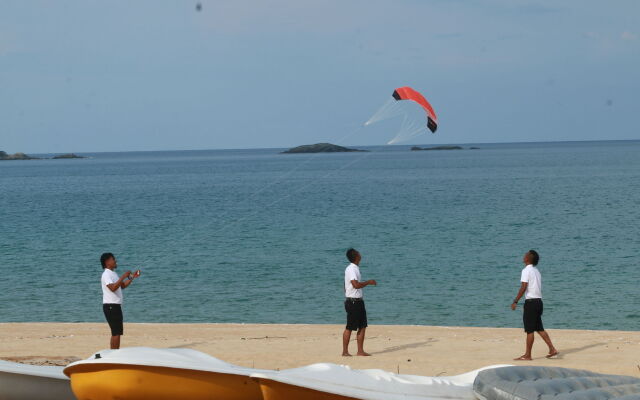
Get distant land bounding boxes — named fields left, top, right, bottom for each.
left=0, top=151, right=86, bottom=160
left=0, top=151, right=39, bottom=160
left=282, top=143, right=368, bottom=154
left=52, top=153, right=86, bottom=159
left=411, top=146, right=480, bottom=151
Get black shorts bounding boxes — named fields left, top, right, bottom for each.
left=345, top=298, right=368, bottom=331
left=103, top=303, right=123, bottom=336
left=523, top=298, right=544, bottom=333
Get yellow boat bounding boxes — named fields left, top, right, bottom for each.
left=251, top=363, right=510, bottom=400
left=255, top=377, right=357, bottom=400
left=63, top=347, right=264, bottom=400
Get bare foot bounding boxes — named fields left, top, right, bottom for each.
left=546, top=351, right=559, bottom=358
left=513, top=355, right=532, bottom=361
left=356, top=352, right=371, bottom=356
left=342, top=352, right=352, bottom=357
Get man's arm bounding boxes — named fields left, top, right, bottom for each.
left=121, top=276, right=134, bottom=289
left=510, top=282, right=528, bottom=310
left=107, top=271, right=131, bottom=292
left=350, top=279, right=377, bottom=289
left=120, top=270, right=141, bottom=289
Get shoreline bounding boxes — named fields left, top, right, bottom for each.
left=2, top=323, right=639, bottom=376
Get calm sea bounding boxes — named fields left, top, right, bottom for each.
left=1, top=140, right=639, bottom=330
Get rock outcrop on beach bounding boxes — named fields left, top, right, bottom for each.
left=0, top=151, right=39, bottom=160
left=282, top=143, right=368, bottom=154
left=52, top=153, right=86, bottom=159
left=411, top=146, right=465, bottom=151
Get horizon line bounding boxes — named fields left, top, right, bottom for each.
left=9, top=137, right=640, bottom=156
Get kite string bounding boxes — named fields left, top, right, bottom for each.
left=211, top=149, right=375, bottom=235
left=211, top=124, right=366, bottom=232
left=366, top=97, right=422, bottom=145
left=387, top=110, right=429, bottom=144
left=247, top=123, right=365, bottom=195
left=262, top=150, right=374, bottom=208
left=213, top=93, right=434, bottom=236
left=365, top=98, right=403, bottom=126
left=366, top=95, right=434, bottom=145
left=388, top=126, right=427, bottom=144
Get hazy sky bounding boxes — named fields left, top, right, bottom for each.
left=1, top=0, right=639, bottom=152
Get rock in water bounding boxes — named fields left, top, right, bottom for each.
left=0, top=151, right=39, bottom=160
left=52, top=153, right=86, bottom=159
left=411, top=146, right=464, bottom=151
left=282, top=143, right=368, bottom=154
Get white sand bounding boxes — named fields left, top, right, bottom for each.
left=1, top=323, right=639, bottom=376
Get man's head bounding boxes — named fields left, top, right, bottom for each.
left=346, top=248, right=361, bottom=265
left=523, top=250, right=539, bottom=266
left=101, top=252, right=116, bottom=269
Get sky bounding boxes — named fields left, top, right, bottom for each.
left=1, top=0, right=639, bottom=152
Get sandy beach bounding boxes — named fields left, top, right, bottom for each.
left=1, top=323, right=638, bottom=376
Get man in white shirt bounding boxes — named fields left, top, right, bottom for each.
left=101, top=252, right=141, bottom=349
left=342, top=248, right=377, bottom=356
left=510, top=250, right=558, bottom=360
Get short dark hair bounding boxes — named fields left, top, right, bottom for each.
left=346, top=248, right=358, bottom=263
left=100, top=252, right=114, bottom=269
left=527, top=250, right=540, bottom=266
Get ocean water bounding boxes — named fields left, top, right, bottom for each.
left=1, top=140, right=639, bottom=330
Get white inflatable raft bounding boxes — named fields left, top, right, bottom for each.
left=0, top=359, right=75, bottom=400
left=473, top=366, right=640, bottom=400
left=251, top=363, right=511, bottom=400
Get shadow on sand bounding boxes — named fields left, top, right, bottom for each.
left=373, top=338, right=438, bottom=355
left=169, top=342, right=207, bottom=349
left=550, top=342, right=606, bottom=360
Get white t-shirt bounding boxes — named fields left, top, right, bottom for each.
left=101, top=268, right=123, bottom=304
left=520, top=264, right=542, bottom=299
left=344, top=263, right=363, bottom=298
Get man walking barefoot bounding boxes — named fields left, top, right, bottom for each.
left=342, top=248, right=377, bottom=356
left=511, top=250, right=558, bottom=360
left=101, top=252, right=141, bottom=349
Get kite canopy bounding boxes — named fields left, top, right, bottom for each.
left=392, top=87, right=438, bottom=133
left=364, top=86, right=439, bottom=144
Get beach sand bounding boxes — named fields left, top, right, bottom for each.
left=1, top=323, right=639, bottom=376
